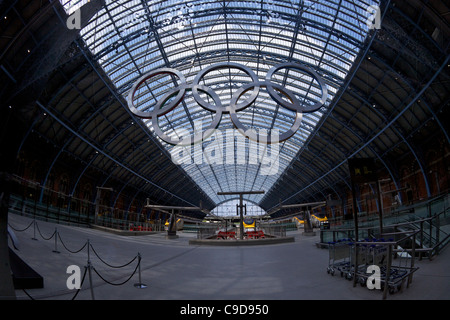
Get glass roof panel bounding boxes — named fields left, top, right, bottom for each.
left=74, top=0, right=379, bottom=206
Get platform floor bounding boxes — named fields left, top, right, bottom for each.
left=7, top=213, right=450, bottom=300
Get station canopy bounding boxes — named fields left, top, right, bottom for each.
left=60, top=0, right=379, bottom=208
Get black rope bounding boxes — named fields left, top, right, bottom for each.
left=71, top=265, right=88, bottom=300
left=91, top=257, right=140, bottom=286
left=10, top=218, right=144, bottom=299
left=21, top=266, right=88, bottom=300
left=8, top=220, right=34, bottom=232
left=57, top=233, right=88, bottom=254
left=89, top=243, right=138, bottom=268
left=21, top=288, right=35, bottom=300
left=35, top=222, right=56, bottom=240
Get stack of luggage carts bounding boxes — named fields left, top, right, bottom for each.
left=327, top=237, right=419, bottom=296
left=327, top=238, right=354, bottom=279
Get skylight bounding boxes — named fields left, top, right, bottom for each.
left=74, top=0, right=379, bottom=206
left=59, top=0, right=91, bottom=15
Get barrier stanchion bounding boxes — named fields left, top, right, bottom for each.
left=32, top=218, right=37, bottom=241
left=134, top=252, right=147, bottom=289
left=58, top=233, right=88, bottom=254
left=71, top=265, right=88, bottom=300
left=87, top=239, right=90, bottom=261
left=86, top=260, right=95, bottom=300
left=10, top=215, right=146, bottom=299
left=52, top=227, right=60, bottom=253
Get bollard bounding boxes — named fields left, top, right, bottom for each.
left=134, top=252, right=147, bottom=289
left=86, top=261, right=95, bottom=300
left=87, top=239, right=91, bottom=261
left=32, top=219, right=37, bottom=241
left=52, top=227, right=60, bottom=253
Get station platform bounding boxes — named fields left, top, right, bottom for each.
left=7, top=213, right=450, bottom=300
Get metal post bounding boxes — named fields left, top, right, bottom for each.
left=436, top=213, right=440, bottom=254
left=32, top=218, right=37, bottom=241
left=376, top=180, right=384, bottom=235
left=87, top=239, right=90, bottom=262
left=53, top=227, right=60, bottom=253
left=239, top=195, right=244, bottom=240
left=87, top=261, right=95, bottom=300
left=217, top=191, right=265, bottom=240
left=0, top=173, right=16, bottom=299
left=351, top=183, right=359, bottom=288
left=94, top=188, right=101, bottom=225
left=134, top=253, right=147, bottom=289
left=383, top=244, right=392, bottom=300
left=167, top=209, right=178, bottom=238
left=408, top=233, right=416, bottom=287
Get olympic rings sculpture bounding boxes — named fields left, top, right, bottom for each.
left=127, top=62, right=328, bottom=146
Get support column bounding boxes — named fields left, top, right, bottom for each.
left=0, top=173, right=16, bottom=300
left=217, top=191, right=265, bottom=240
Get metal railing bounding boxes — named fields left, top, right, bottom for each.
left=320, top=196, right=450, bottom=260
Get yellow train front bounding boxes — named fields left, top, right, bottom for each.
left=293, top=215, right=328, bottom=228
left=164, top=218, right=184, bottom=231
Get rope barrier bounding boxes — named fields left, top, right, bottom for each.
left=35, top=222, right=56, bottom=241
left=92, top=258, right=140, bottom=286
left=71, top=265, right=88, bottom=300
left=8, top=220, right=34, bottom=232
left=58, top=232, right=88, bottom=254
left=89, top=243, right=138, bottom=268
left=52, top=227, right=60, bottom=253
left=8, top=218, right=147, bottom=300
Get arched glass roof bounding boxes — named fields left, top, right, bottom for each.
left=60, top=0, right=379, bottom=206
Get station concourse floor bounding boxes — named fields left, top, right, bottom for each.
left=7, top=213, right=450, bottom=301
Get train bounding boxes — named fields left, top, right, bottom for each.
left=164, top=218, right=184, bottom=231
left=293, top=215, right=328, bottom=228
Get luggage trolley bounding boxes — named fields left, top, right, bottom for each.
left=327, top=239, right=354, bottom=279
left=354, top=237, right=419, bottom=295
left=353, top=238, right=390, bottom=287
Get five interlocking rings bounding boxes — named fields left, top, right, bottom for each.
left=127, top=62, right=328, bottom=146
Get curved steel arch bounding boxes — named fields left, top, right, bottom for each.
left=265, top=55, right=449, bottom=212
left=22, top=0, right=385, bottom=214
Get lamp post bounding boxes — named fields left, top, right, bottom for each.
left=217, top=191, right=265, bottom=240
